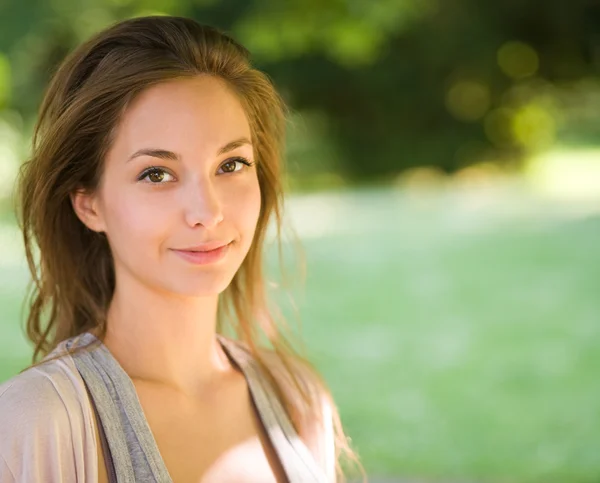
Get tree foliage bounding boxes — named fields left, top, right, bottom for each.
left=0, top=0, right=598, bottom=182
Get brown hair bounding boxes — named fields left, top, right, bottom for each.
left=14, top=15, right=363, bottom=481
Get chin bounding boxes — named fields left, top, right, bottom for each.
left=166, top=273, right=236, bottom=298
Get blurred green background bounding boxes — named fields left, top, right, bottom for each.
left=1, top=1, right=599, bottom=482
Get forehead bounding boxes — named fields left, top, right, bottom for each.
left=111, top=76, right=251, bottom=157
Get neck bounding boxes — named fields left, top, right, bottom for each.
left=95, top=270, right=234, bottom=398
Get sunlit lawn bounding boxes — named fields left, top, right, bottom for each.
left=1, top=183, right=599, bottom=482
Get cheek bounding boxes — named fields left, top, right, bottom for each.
left=103, top=190, right=170, bottom=256
left=101, top=176, right=262, bottom=260
left=235, top=177, right=262, bottom=237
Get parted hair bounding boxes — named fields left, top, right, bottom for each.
left=14, top=15, right=363, bottom=482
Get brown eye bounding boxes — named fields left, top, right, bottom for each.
left=221, top=161, right=237, bottom=173
left=138, top=167, right=174, bottom=184
left=148, top=169, right=164, bottom=182
left=217, top=157, right=254, bottom=175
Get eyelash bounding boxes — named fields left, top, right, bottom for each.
left=137, top=157, right=255, bottom=184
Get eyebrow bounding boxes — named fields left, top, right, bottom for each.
left=126, top=137, right=252, bottom=163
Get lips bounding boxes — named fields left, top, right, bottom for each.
left=170, top=242, right=232, bottom=265
left=175, top=240, right=231, bottom=252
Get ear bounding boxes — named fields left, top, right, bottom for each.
left=70, top=187, right=107, bottom=234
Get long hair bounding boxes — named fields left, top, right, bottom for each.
left=13, top=15, right=363, bottom=481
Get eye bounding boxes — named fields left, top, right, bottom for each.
left=137, top=167, right=175, bottom=184
left=218, top=157, right=255, bottom=174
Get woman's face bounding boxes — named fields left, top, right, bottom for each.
left=73, top=75, right=262, bottom=297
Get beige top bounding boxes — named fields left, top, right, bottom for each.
left=0, top=333, right=335, bottom=482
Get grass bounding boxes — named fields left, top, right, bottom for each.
left=1, top=182, right=599, bottom=482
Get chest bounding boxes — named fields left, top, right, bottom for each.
left=95, top=380, right=288, bottom=483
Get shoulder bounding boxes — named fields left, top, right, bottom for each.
left=221, top=336, right=322, bottom=399
left=0, top=354, right=98, bottom=482
left=264, top=352, right=336, bottom=482
left=221, top=336, right=336, bottom=481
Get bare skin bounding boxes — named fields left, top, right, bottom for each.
left=92, top=367, right=288, bottom=482
left=72, top=76, right=293, bottom=481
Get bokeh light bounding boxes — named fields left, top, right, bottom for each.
left=445, top=79, right=491, bottom=121
left=497, top=41, right=540, bottom=79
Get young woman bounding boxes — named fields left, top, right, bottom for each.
left=0, top=15, right=363, bottom=483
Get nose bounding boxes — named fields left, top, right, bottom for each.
left=183, top=178, right=224, bottom=229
